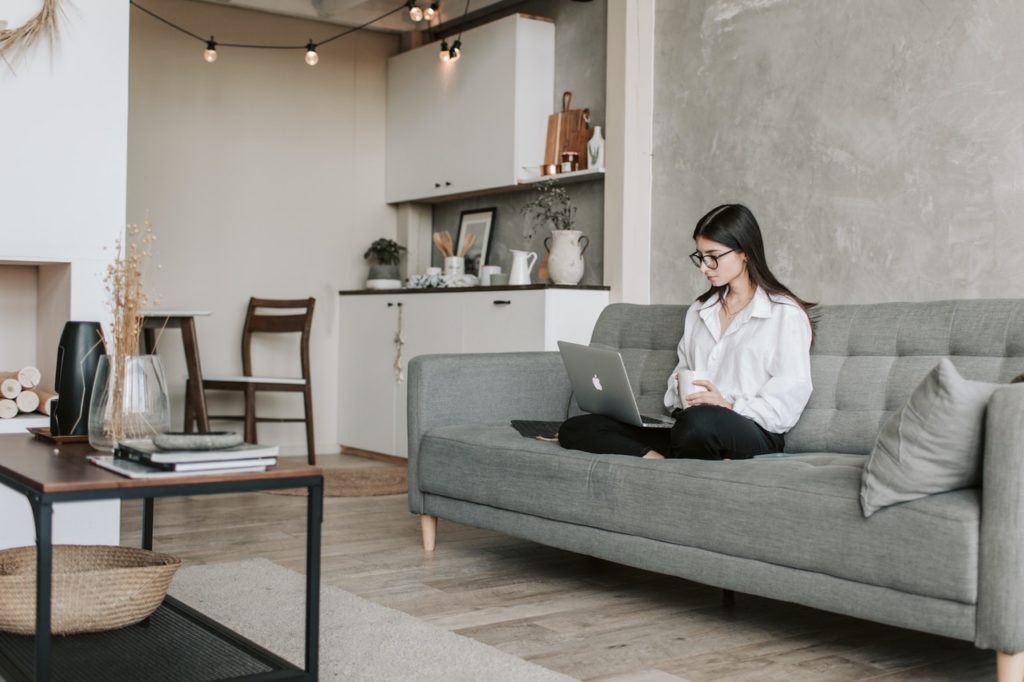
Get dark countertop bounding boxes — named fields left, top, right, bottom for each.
left=338, top=283, right=610, bottom=296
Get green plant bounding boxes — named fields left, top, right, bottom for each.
left=521, top=180, right=576, bottom=239
left=363, top=238, right=406, bottom=266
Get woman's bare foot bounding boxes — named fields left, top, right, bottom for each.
left=643, top=451, right=666, bottom=460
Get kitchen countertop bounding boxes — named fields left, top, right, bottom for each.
left=338, top=283, right=610, bottom=296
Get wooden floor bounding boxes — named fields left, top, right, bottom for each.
left=121, top=453, right=994, bottom=682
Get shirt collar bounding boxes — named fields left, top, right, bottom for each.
left=697, top=286, right=774, bottom=320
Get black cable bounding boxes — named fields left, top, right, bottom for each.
left=129, top=0, right=408, bottom=51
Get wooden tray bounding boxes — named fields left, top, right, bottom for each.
left=28, top=426, right=90, bottom=444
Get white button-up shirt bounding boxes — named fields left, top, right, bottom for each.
left=663, top=286, right=813, bottom=434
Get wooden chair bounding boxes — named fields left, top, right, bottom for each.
left=187, top=297, right=316, bottom=464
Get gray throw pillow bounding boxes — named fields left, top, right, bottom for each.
left=860, top=358, right=1001, bottom=517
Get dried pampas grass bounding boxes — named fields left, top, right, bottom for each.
left=1, top=0, right=62, bottom=69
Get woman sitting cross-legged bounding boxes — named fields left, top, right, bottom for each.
left=558, top=203, right=815, bottom=461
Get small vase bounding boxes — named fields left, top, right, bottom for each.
left=587, top=126, right=605, bottom=171
left=88, top=355, right=171, bottom=451
left=544, top=230, right=590, bottom=285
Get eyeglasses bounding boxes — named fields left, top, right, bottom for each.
left=689, top=249, right=735, bottom=270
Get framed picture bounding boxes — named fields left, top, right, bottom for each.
left=456, top=208, right=496, bottom=277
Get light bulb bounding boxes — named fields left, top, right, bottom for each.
left=409, top=5, right=424, bottom=21
left=305, top=41, right=319, bottom=66
left=203, top=38, right=217, bottom=63
left=423, top=2, right=437, bottom=20
left=449, top=39, right=461, bottom=62
left=439, top=39, right=450, bottom=62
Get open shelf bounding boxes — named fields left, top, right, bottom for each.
left=516, top=167, right=605, bottom=186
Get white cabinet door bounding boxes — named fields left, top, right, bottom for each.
left=392, top=294, right=465, bottom=458
left=338, top=296, right=400, bottom=455
left=385, top=15, right=554, bottom=203
left=460, top=291, right=546, bottom=353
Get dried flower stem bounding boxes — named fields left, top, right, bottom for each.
left=100, top=221, right=157, bottom=442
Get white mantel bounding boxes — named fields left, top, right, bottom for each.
left=0, top=2, right=130, bottom=549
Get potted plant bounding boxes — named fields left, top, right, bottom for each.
left=364, top=238, right=407, bottom=289
left=521, top=180, right=589, bottom=285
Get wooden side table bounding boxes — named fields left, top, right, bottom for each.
left=140, top=310, right=211, bottom=433
left=0, top=435, right=323, bottom=681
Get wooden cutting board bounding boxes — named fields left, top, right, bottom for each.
left=544, top=91, right=591, bottom=171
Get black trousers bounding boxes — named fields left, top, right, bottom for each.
left=558, top=405, right=785, bottom=460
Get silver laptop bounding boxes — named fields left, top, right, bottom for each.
left=557, top=341, right=675, bottom=429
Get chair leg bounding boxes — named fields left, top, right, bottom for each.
left=183, top=379, right=194, bottom=433
left=420, top=515, right=437, bottom=551
left=303, top=387, right=316, bottom=465
left=244, top=386, right=257, bottom=443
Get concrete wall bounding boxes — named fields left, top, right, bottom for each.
left=431, top=0, right=607, bottom=285
left=128, top=0, right=398, bottom=455
left=651, top=0, right=1024, bottom=305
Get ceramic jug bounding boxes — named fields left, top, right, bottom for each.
left=508, top=250, right=538, bottom=285
left=544, top=229, right=590, bottom=285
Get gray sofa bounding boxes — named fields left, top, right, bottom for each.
left=407, top=300, right=1024, bottom=676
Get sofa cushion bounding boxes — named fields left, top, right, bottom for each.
left=860, top=358, right=1001, bottom=517
left=418, top=424, right=979, bottom=604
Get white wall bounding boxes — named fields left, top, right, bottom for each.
left=127, top=0, right=399, bottom=456
left=0, top=1, right=128, bottom=548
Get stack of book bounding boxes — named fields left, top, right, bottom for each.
left=88, top=439, right=279, bottom=479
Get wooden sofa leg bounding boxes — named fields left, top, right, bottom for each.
left=420, top=515, right=437, bottom=551
left=998, top=652, right=1024, bottom=682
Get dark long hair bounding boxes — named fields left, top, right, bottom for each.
left=693, top=204, right=816, bottom=323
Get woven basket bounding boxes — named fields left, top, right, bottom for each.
left=0, top=545, right=181, bottom=635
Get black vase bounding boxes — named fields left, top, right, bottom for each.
left=50, top=321, right=106, bottom=437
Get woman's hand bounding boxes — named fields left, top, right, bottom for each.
left=687, top=379, right=734, bottom=410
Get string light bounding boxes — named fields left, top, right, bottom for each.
left=304, top=40, right=319, bottom=66
left=423, top=2, right=439, bottom=20
left=407, top=0, right=423, bottom=22
left=439, top=39, right=450, bottom=62
left=448, top=38, right=461, bottom=62
left=203, top=36, right=217, bottom=63
left=438, top=1, right=469, bottom=63
left=130, top=0, right=407, bottom=67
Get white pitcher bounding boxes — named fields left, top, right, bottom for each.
left=508, top=250, right=538, bottom=285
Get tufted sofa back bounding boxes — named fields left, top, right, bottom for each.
left=589, top=300, right=1024, bottom=455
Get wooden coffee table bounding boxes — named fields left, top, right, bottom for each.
left=0, top=435, right=323, bottom=682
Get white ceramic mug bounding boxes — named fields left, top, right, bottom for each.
left=678, top=370, right=710, bottom=408
left=444, top=256, right=464, bottom=278
left=480, top=265, right=501, bottom=286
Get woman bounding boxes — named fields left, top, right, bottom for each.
left=558, top=204, right=814, bottom=460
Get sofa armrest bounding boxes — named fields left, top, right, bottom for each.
left=976, top=384, right=1024, bottom=652
left=406, top=351, right=572, bottom=514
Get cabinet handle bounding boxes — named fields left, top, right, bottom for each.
left=444, top=181, right=451, bottom=187
left=434, top=182, right=441, bottom=188
left=386, top=302, right=403, bottom=307
left=493, top=300, right=511, bottom=306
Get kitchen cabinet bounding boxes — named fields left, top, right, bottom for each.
left=337, top=286, right=608, bottom=458
left=385, top=14, right=555, bottom=204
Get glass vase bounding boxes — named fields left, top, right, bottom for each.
left=88, top=355, right=171, bottom=451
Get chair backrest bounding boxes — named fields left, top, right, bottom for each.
left=241, top=297, right=316, bottom=379
left=590, top=300, right=1024, bottom=455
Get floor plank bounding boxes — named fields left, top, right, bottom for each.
left=121, top=453, right=995, bottom=681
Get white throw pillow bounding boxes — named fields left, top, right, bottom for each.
left=860, top=358, right=1001, bottom=517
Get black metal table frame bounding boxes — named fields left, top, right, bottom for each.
left=0, top=471, right=323, bottom=682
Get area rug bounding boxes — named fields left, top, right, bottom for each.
left=268, top=465, right=407, bottom=497
left=168, top=559, right=576, bottom=682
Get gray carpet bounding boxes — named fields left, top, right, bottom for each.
left=168, top=558, right=578, bottom=681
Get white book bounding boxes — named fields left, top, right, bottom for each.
left=116, top=439, right=280, bottom=464
left=88, top=455, right=270, bottom=479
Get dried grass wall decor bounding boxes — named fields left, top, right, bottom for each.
left=0, top=0, right=62, bottom=71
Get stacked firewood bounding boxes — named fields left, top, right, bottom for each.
left=0, top=366, right=56, bottom=419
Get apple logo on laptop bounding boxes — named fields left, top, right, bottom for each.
left=592, top=374, right=603, bottom=391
